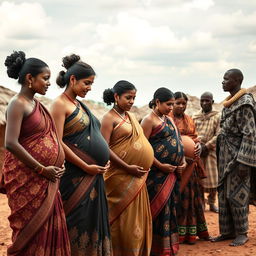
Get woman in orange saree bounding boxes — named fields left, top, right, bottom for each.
left=141, top=88, right=186, bottom=256
left=101, top=81, right=154, bottom=256
left=169, top=91, right=210, bottom=245
left=1, top=51, right=70, bottom=256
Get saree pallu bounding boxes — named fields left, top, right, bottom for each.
left=61, top=101, right=112, bottom=256
left=104, top=112, right=154, bottom=256
left=148, top=117, right=183, bottom=256
left=169, top=112, right=209, bottom=244
left=2, top=100, right=70, bottom=256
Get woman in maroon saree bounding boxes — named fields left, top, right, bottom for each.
left=1, top=51, right=70, bottom=256
left=141, top=88, right=186, bottom=256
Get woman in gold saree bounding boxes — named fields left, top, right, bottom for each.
left=101, top=80, right=154, bottom=256
left=2, top=51, right=70, bottom=256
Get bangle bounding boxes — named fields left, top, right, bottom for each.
left=35, top=165, right=41, bottom=172
left=38, top=167, right=44, bottom=175
left=35, top=165, right=44, bottom=175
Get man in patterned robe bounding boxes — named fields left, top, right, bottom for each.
left=212, top=69, right=256, bottom=246
left=193, top=92, right=220, bottom=213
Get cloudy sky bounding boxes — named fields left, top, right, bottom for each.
left=1, top=0, right=256, bottom=106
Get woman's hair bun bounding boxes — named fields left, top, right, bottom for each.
left=103, top=88, right=115, bottom=105
left=4, top=51, right=26, bottom=79
left=148, top=99, right=155, bottom=109
left=56, top=70, right=66, bottom=88
left=62, top=54, right=80, bottom=69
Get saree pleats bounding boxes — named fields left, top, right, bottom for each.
left=148, top=117, right=183, bottom=256
left=61, top=101, right=112, bottom=256
left=169, top=112, right=209, bottom=244
left=2, top=100, right=70, bottom=256
left=104, top=112, right=154, bottom=256
left=110, top=184, right=152, bottom=256
left=178, top=171, right=209, bottom=243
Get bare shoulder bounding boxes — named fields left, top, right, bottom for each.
left=51, top=95, right=66, bottom=108
left=141, top=113, right=153, bottom=125
left=5, top=95, right=29, bottom=125
left=50, top=95, right=67, bottom=113
left=7, top=95, right=26, bottom=113
left=142, top=113, right=152, bottom=121
left=102, top=110, right=115, bottom=124
left=101, top=110, right=115, bottom=141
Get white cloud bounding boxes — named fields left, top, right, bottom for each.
left=184, top=0, right=214, bottom=10
left=248, top=41, right=256, bottom=53
left=206, top=10, right=256, bottom=37
left=1, top=0, right=256, bottom=106
left=0, top=1, right=50, bottom=51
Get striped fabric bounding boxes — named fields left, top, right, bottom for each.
left=193, top=110, right=220, bottom=188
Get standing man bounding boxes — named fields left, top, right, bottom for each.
left=212, top=69, right=256, bottom=246
left=193, top=92, right=220, bottom=213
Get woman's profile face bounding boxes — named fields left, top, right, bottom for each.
left=73, top=75, right=95, bottom=98
left=173, top=98, right=187, bottom=115
left=31, top=67, right=51, bottom=95
left=116, top=89, right=136, bottom=111
left=157, top=98, right=174, bottom=115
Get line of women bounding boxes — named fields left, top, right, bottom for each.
left=0, top=50, right=210, bottom=256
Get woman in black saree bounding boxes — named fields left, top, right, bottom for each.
left=50, top=54, right=112, bottom=255
left=141, top=88, right=186, bottom=255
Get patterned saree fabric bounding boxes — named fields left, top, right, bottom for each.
left=104, top=112, right=154, bottom=256
left=147, top=117, right=183, bottom=256
left=2, top=100, right=70, bottom=256
left=169, top=112, right=209, bottom=244
left=169, top=112, right=206, bottom=187
left=61, top=101, right=112, bottom=256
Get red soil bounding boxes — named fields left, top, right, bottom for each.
left=0, top=194, right=256, bottom=256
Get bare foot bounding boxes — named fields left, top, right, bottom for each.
left=229, top=235, right=248, bottom=246
left=202, top=236, right=213, bottom=241
left=211, top=234, right=235, bottom=242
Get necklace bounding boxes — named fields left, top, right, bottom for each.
left=112, top=108, right=130, bottom=123
left=18, top=94, right=35, bottom=107
left=152, top=110, right=165, bottom=123
left=63, top=92, right=80, bottom=108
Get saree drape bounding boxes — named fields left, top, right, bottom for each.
left=104, top=112, right=154, bottom=256
left=147, top=117, right=183, bottom=256
left=2, top=100, right=70, bottom=256
left=61, top=101, right=112, bottom=256
left=169, top=112, right=209, bottom=244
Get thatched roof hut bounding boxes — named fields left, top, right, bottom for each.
left=0, top=86, right=16, bottom=169
left=0, top=86, right=16, bottom=125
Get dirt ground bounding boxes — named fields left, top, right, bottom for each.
left=0, top=194, right=256, bottom=256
